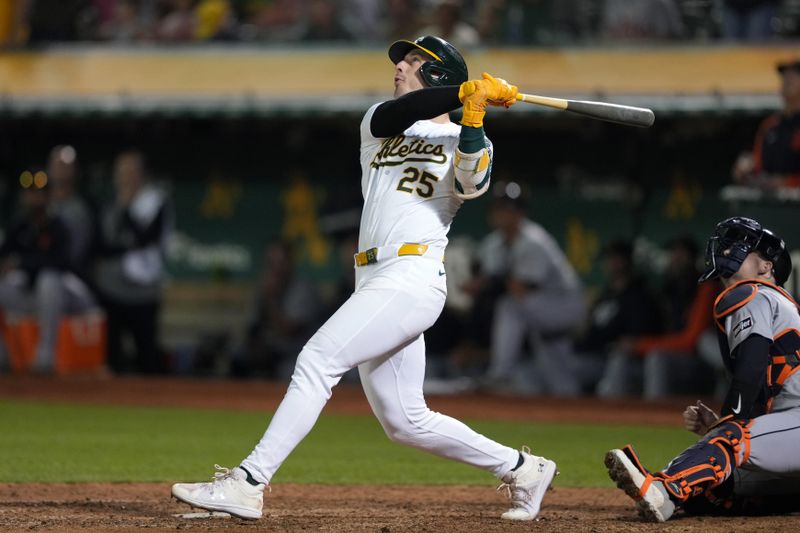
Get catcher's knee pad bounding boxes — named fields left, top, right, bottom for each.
left=658, top=419, right=751, bottom=501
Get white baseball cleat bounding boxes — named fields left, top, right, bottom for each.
left=171, top=465, right=265, bottom=520
left=498, top=447, right=557, bottom=521
left=605, top=447, right=675, bottom=522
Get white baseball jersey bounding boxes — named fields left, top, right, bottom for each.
left=358, top=103, right=491, bottom=252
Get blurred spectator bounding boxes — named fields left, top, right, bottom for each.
left=0, top=171, right=95, bottom=373
left=298, top=0, right=354, bottom=42
left=47, top=145, right=95, bottom=278
left=477, top=0, right=594, bottom=45
left=194, top=0, right=236, bottom=40
left=381, top=0, right=421, bottom=43
left=476, top=182, right=586, bottom=396
left=93, top=150, right=172, bottom=374
left=241, top=0, right=304, bottom=42
left=599, top=0, right=684, bottom=41
left=340, top=0, right=381, bottom=42
left=232, top=241, right=321, bottom=379
left=8, top=0, right=800, bottom=44
left=477, top=0, right=554, bottom=45
left=732, top=58, right=800, bottom=188
left=156, top=0, right=195, bottom=41
left=595, top=237, right=720, bottom=399
left=96, top=0, right=150, bottom=42
left=417, top=0, right=479, bottom=49
left=549, top=0, right=595, bottom=43
left=90, top=0, right=118, bottom=26
left=0, top=0, right=29, bottom=45
left=574, top=240, right=662, bottom=393
left=25, top=0, right=89, bottom=42
left=720, top=0, right=778, bottom=41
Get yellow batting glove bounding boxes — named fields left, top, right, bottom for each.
left=458, top=79, right=488, bottom=128
left=481, top=72, right=518, bottom=108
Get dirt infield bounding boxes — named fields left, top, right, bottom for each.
left=0, top=376, right=793, bottom=532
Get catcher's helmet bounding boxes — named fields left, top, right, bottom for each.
left=699, top=216, right=792, bottom=285
left=388, top=35, right=468, bottom=87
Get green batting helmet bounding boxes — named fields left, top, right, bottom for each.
left=388, top=35, right=468, bottom=88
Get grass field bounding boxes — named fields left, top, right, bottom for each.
left=0, top=400, right=696, bottom=486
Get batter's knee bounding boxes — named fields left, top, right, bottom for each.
left=376, top=405, right=432, bottom=446
left=290, top=331, right=350, bottom=399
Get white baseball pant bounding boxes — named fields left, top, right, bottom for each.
left=241, top=254, right=519, bottom=483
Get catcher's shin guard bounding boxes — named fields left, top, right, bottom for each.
left=659, top=419, right=751, bottom=501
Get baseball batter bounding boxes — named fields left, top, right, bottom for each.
left=172, top=36, right=558, bottom=521
left=605, top=217, right=800, bottom=521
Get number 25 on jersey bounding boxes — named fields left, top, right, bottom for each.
left=396, top=167, right=440, bottom=198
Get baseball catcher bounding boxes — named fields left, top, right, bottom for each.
left=171, top=36, right=557, bottom=521
left=606, top=216, right=800, bottom=521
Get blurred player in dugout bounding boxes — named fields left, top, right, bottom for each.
left=733, top=58, right=800, bottom=188
left=573, top=240, right=662, bottom=394
left=596, top=237, right=722, bottom=400
left=467, top=181, right=586, bottom=395
left=93, top=149, right=172, bottom=374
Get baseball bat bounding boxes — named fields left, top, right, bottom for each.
left=515, top=93, right=655, bottom=128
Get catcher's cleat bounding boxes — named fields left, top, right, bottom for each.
left=605, top=447, right=675, bottom=522
left=498, top=447, right=558, bottom=521
left=171, top=465, right=265, bottom=520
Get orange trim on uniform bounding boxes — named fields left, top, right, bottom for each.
left=740, top=422, right=752, bottom=466
left=623, top=445, right=649, bottom=476
left=774, top=328, right=800, bottom=341
left=713, top=279, right=800, bottom=332
left=638, top=474, right=653, bottom=500
left=708, top=414, right=734, bottom=431
left=775, top=362, right=800, bottom=385
left=784, top=364, right=800, bottom=382
left=753, top=279, right=800, bottom=308
left=709, top=439, right=733, bottom=469
left=714, top=283, right=757, bottom=321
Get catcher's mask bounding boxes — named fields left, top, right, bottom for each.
left=699, top=216, right=792, bottom=285
left=388, top=35, right=468, bottom=87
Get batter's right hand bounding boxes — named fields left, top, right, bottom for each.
left=458, top=73, right=519, bottom=128
left=683, top=400, right=719, bottom=435
left=480, top=72, right=518, bottom=108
